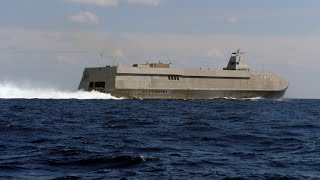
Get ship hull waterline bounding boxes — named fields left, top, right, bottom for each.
left=102, top=88, right=287, bottom=100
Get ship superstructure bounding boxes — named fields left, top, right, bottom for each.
left=78, top=50, right=288, bottom=99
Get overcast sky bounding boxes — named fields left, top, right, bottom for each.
left=1, top=0, right=320, bottom=98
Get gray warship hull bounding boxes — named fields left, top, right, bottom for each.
left=114, top=89, right=287, bottom=99
left=78, top=66, right=288, bottom=100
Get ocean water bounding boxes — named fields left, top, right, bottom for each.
left=0, top=85, right=320, bottom=179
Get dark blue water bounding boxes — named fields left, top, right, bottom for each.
left=1, top=99, right=319, bottom=179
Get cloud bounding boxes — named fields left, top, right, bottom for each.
left=67, top=0, right=168, bottom=6
left=68, top=0, right=118, bottom=6
left=207, top=48, right=225, bottom=58
left=69, top=11, right=99, bottom=25
left=127, top=0, right=166, bottom=6
left=56, top=55, right=79, bottom=65
left=227, top=16, right=238, bottom=24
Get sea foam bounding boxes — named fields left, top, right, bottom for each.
left=0, top=81, right=121, bottom=100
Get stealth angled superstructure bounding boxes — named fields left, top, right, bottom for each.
left=78, top=50, right=288, bottom=99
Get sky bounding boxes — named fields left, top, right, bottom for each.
left=1, top=0, right=320, bottom=98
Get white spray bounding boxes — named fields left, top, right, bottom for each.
left=0, top=81, right=121, bottom=100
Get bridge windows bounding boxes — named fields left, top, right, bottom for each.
left=168, top=75, right=180, bottom=80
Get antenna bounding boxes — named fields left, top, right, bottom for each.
left=236, top=49, right=246, bottom=55
left=99, top=52, right=104, bottom=66
left=116, top=57, right=120, bottom=66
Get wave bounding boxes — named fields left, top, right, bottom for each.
left=242, top=97, right=263, bottom=101
left=222, top=97, right=263, bottom=101
left=0, top=82, right=121, bottom=100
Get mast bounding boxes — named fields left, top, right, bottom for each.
left=223, top=49, right=250, bottom=71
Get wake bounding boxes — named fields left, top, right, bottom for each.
left=222, top=96, right=263, bottom=101
left=0, top=82, right=121, bottom=100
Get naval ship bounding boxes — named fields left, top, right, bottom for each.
left=78, top=49, right=288, bottom=99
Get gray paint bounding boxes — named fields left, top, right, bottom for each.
left=78, top=50, right=288, bottom=99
